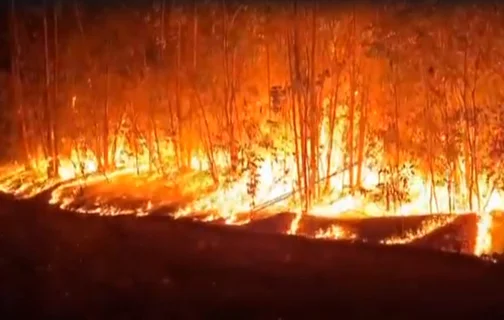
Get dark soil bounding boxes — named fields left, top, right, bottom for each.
left=1, top=193, right=504, bottom=319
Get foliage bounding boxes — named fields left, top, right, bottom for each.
left=6, top=1, right=504, bottom=209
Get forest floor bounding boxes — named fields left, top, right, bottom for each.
left=50, top=170, right=486, bottom=249
left=1, top=191, right=504, bottom=319
left=62, top=176, right=488, bottom=255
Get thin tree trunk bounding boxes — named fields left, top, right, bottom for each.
left=221, top=1, right=239, bottom=175
left=160, top=0, right=165, bottom=48
left=181, top=0, right=198, bottom=168
left=103, top=64, right=110, bottom=171
left=471, top=53, right=481, bottom=212
left=157, top=0, right=168, bottom=172
left=129, top=108, right=141, bottom=175
left=324, top=70, right=341, bottom=192
left=308, top=1, right=318, bottom=202
left=391, top=62, right=401, bottom=213
left=175, top=19, right=182, bottom=168
left=287, top=33, right=303, bottom=204
left=192, top=0, right=198, bottom=69
left=324, top=91, right=336, bottom=192
left=426, top=103, right=439, bottom=213
left=293, top=2, right=309, bottom=211
left=462, top=45, right=474, bottom=211
left=423, top=62, right=439, bottom=213
left=52, top=1, right=59, bottom=173
left=347, top=6, right=356, bottom=191
left=151, top=115, right=163, bottom=175
left=440, top=93, right=454, bottom=213
left=193, top=87, right=218, bottom=184
left=73, top=1, right=84, bottom=35
left=356, top=79, right=368, bottom=189
left=9, top=0, right=31, bottom=163
left=43, top=1, right=55, bottom=177
left=266, top=42, right=271, bottom=116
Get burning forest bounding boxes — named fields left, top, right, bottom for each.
left=1, top=0, right=504, bottom=259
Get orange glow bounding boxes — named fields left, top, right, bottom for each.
left=2, top=5, right=502, bottom=259
left=314, top=224, right=357, bottom=241
left=381, top=216, right=457, bottom=245
left=0, top=101, right=497, bottom=257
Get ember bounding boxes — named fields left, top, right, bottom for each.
left=1, top=1, right=503, bottom=258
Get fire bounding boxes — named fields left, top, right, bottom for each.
left=475, top=212, right=493, bottom=256
left=0, top=102, right=500, bottom=258
left=381, top=215, right=457, bottom=245
left=4, top=1, right=504, bottom=267
left=314, top=224, right=357, bottom=240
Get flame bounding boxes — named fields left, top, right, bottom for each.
left=475, top=212, right=493, bottom=256
left=314, top=224, right=357, bottom=240
left=0, top=101, right=500, bottom=258
left=381, top=215, right=457, bottom=245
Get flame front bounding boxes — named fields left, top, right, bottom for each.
left=315, top=225, right=357, bottom=241
left=0, top=101, right=498, bottom=257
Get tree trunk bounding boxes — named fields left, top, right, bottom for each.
left=471, top=70, right=481, bottom=212
left=266, top=42, right=271, bottom=117
left=9, top=0, right=31, bottom=163
left=129, top=109, right=141, bottom=175
left=221, top=2, right=239, bottom=175
left=391, top=63, right=401, bottom=212
left=292, top=1, right=309, bottom=211
left=193, top=87, right=218, bottom=184
left=426, top=112, right=439, bottom=213
left=175, top=20, right=182, bottom=168
left=324, top=70, right=341, bottom=192
left=43, top=1, right=55, bottom=177
left=103, top=64, right=110, bottom=171
left=440, top=95, right=454, bottom=213
left=153, top=121, right=163, bottom=174
left=347, top=6, right=357, bottom=192
left=160, top=0, right=165, bottom=48
left=356, top=79, right=368, bottom=189
left=308, top=2, right=318, bottom=202
left=192, top=0, right=198, bottom=69
left=461, top=45, right=474, bottom=211
left=287, top=33, right=303, bottom=205
left=52, top=1, right=59, bottom=173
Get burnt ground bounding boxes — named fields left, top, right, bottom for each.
left=1, top=193, right=504, bottom=319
